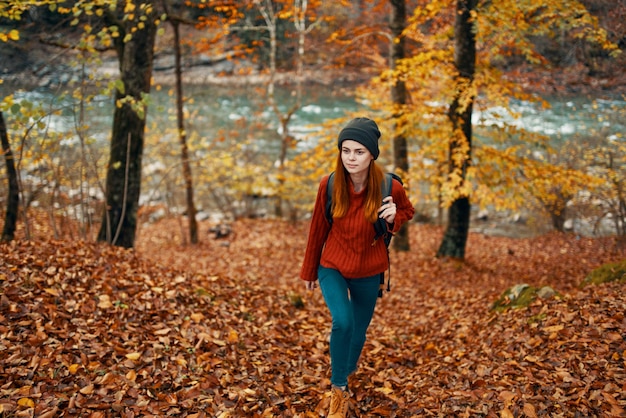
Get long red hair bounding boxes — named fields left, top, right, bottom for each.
left=331, top=153, right=384, bottom=223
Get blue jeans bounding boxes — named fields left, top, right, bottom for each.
left=318, top=266, right=380, bottom=387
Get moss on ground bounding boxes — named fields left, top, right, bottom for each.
left=492, top=259, right=626, bottom=312
left=581, top=259, right=626, bottom=287
left=491, top=283, right=560, bottom=312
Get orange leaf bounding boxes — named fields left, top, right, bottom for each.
left=17, top=398, right=34, bottom=408
left=523, top=403, right=538, bottom=418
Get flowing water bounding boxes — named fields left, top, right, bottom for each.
left=4, top=83, right=624, bottom=149
left=2, top=83, right=625, bottom=237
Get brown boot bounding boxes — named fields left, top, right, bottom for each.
left=328, top=386, right=350, bottom=418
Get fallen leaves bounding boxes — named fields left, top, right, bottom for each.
left=0, top=219, right=625, bottom=417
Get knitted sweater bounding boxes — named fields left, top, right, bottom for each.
left=300, top=174, right=415, bottom=282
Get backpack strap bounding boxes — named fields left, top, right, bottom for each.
left=325, top=172, right=336, bottom=225
left=373, top=173, right=400, bottom=246
left=378, top=172, right=401, bottom=297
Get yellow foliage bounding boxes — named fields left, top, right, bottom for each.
left=361, top=0, right=621, bottom=218
left=8, top=29, right=19, bottom=41
left=17, top=398, right=34, bottom=408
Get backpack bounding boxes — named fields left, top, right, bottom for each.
left=324, top=171, right=402, bottom=297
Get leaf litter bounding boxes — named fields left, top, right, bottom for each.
left=0, top=219, right=625, bottom=417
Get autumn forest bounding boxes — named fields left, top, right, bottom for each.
left=1, top=1, right=626, bottom=417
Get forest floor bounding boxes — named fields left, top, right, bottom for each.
left=1, top=216, right=625, bottom=417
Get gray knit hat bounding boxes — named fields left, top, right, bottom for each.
left=337, top=117, right=381, bottom=160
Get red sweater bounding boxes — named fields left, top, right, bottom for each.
left=300, top=175, right=415, bottom=282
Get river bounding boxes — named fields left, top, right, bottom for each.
left=2, top=82, right=625, bottom=237
left=4, top=83, right=624, bottom=148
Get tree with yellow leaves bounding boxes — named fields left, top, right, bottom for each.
left=192, top=0, right=333, bottom=219
left=0, top=0, right=62, bottom=241
left=371, top=0, right=621, bottom=258
left=1, top=1, right=168, bottom=248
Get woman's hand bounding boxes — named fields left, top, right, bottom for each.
left=378, top=196, right=397, bottom=224
left=305, top=280, right=318, bottom=291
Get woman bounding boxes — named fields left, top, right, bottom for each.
left=300, top=117, right=415, bottom=418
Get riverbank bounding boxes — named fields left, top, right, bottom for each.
left=1, top=23, right=625, bottom=98
left=0, top=25, right=370, bottom=91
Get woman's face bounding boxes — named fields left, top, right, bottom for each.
left=341, top=140, right=373, bottom=176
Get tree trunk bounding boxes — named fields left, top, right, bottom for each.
left=97, top=6, right=158, bottom=248
left=437, top=196, right=470, bottom=257
left=550, top=210, right=566, bottom=232
left=546, top=192, right=569, bottom=232
left=1, top=112, right=19, bottom=242
left=172, top=18, right=198, bottom=244
left=389, top=0, right=410, bottom=251
left=436, top=0, right=477, bottom=259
